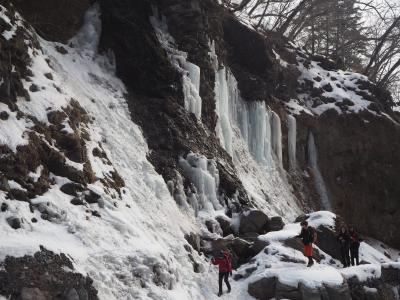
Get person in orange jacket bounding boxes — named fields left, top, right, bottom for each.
left=211, top=250, right=232, bottom=297
left=296, top=220, right=317, bottom=267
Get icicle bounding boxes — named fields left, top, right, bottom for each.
left=179, top=153, right=221, bottom=212
left=150, top=10, right=202, bottom=120
left=271, top=111, right=283, bottom=168
left=308, top=132, right=332, bottom=210
left=287, top=115, right=297, bottom=171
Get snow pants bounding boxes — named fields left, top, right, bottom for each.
left=340, top=244, right=350, bottom=267
left=218, top=272, right=231, bottom=293
left=350, top=246, right=359, bottom=266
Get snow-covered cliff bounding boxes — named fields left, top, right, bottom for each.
left=1, top=0, right=400, bottom=299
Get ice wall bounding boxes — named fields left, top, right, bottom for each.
left=271, top=111, right=283, bottom=168
left=179, top=153, right=222, bottom=214
left=211, top=53, right=281, bottom=169
left=150, top=12, right=202, bottom=120
left=308, top=132, right=332, bottom=210
left=215, top=67, right=233, bottom=155
left=287, top=115, right=297, bottom=170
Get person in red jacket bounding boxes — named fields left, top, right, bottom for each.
left=211, top=250, right=232, bottom=297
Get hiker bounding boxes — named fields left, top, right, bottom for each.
left=338, top=226, right=351, bottom=267
left=296, top=220, right=317, bottom=267
left=211, top=249, right=232, bottom=297
left=349, top=226, right=361, bottom=266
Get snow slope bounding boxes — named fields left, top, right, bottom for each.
left=0, top=5, right=222, bottom=300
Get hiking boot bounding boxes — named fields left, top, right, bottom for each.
left=227, top=288, right=231, bottom=293
left=218, top=291, right=222, bottom=297
left=307, top=259, right=314, bottom=267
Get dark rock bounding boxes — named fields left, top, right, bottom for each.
left=29, top=84, right=40, bottom=92
left=275, top=280, right=301, bottom=300
left=239, top=210, right=269, bottom=234
left=268, top=216, right=285, bottom=232
left=250, top=239, right=269, bottom=256
left=230, top=238, right=252, bottom=261
left=1, top=202, right=9, bottom=212
left=322, top=83, right=333, bottom=92
left=56, top=45, right=68, bottom=54
left=6, top=217, right=22, bottom=229
left=315, top=225, right=341, bottom=261
left=71, top=198, right=84, bottom=206
left=342, top=98, right=354, bottom=106
left=91, top=211, right=101, bottom=218
left=381, top=263, right=400, bottom=285
left=216, top=215, right=233, bottom=236
left=0, top=111, right=9, bottom=120
left=295, top=214, right=309, bottom=223
left=44, top=73, right=53, bottom=80
left=60, top=183, right=84, bottom=196
left=12, top=0, right=90, bottom=43
left=0, top=248, right=98, bottom=299
left=248, top=277, right=276, bottom=300
left=299, top=283, right=323, bottom=300
left=325, top=283, right=352, bottom=300
left=31, top=218, right=38, bottom=223
left=84, top=190, right=101, bottom=204
left=0, top=177, right=10, bottom=192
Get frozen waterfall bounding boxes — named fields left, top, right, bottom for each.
left=308, top=132, right=332, bottom=210
left=179, top=153, right=222, bottom=213
left=287, top=115, right=297, bottom=170
left=211, top=52, right=283, bottom=168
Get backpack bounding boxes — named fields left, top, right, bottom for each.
left=307, top=227, right=317, bottom=244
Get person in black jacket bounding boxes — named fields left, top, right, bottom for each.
left=349, top=226, right=361, bottom=266
left=338, top=226, right=351, bottom=267
left=296, top=221, right=317, bottom=267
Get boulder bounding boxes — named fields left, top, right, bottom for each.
left=325, top=283, right=352, bottom=300
left=299, top=283, right=323, bottom=300
left=295, top=214, right=309, bottom=223
left=248, top=277, right=276, bottom=300
left=268, top=216, right=285, bottom=232
left=60, top=183, right=84, bottom=196
left=275, top=281, right=301, bottom=300
left=84, top=190, right=101, bottom=204
left=231, top=238, right=253, bottom=264
left=239, top=210, right=269, bottom=234
left=381, top=263, right=400, bottom=285
left=250, top=239, right=270, bottom=256
left=6, top=217, right=22, bottom=229
left=1, top=202, right=9, bottom=212
left=315, top=226, right=341, bottom=261
left=216, top=215, right=233, bottom=236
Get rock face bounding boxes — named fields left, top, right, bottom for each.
left=0, top=247, right=98, bottom=299
left=239, top=210, right=270, bottom=234
left=313, top=113, right=400, bottom=248
left=9, top=0, right=91, bottom=42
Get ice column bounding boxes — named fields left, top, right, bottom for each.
left=271, top=111, right=283, bottom=168
left=179, top=153, right=221, bottom=212
left=287, top=115, right=297, bottom=170
left=150, top=11, right=202, bottom=120
left=308, top=132, right=332, bottom=210
left=182, top=62, right=202, bottom=120
left=215, top=67, right=233, bottom=155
